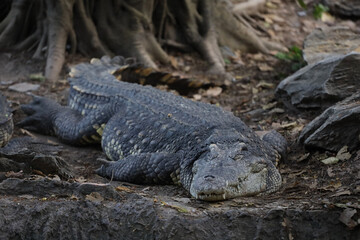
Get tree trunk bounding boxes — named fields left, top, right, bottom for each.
left=0, top=0, right=282, bottom=81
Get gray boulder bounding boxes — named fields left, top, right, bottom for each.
left=303, top=27, right=360, bottom=64
left=299, top=92, right=360, bottom=151
left=324, top=0, right=360, bottom=18
left=276, top=53, right=360, bottom=110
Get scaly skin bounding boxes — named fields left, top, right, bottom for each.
left=19, top=57, right=286, bottom=201
left=0, top=94, right=13, bottom=147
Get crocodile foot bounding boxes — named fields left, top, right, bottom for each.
left=17, top=96, right=61, bottom=135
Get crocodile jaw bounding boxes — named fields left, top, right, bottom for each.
left=190, top=168, right=280, bottom=201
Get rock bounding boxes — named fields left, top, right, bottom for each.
left=276, top=53, right=360, bottom=110
left=0, top=178, right=358, bottom=240
left=303, top=27, right=360, bottom=64
left=0, top=137, right=73, bottom=179
left=324, top=0, right=360, bottom=18
left=299, top=92, right=360, bottom=151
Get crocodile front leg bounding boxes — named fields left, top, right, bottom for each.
left=18, top=96, right=120, bottom=145
left=96, top=152, right=183, bottom=185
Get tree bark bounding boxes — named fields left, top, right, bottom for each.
left=0, top=0, right=282, bottom=81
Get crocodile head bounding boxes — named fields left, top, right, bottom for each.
left=189, top=143, right=281, bottom=201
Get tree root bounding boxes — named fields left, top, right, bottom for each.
left=0, top=0, right=282, bottom=82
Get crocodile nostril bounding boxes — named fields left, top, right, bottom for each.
left=204, top=175, right=215, bottom=180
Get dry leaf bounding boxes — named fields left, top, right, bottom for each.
left=115, top=185, right=133, bottom=193
left=256, top=81, right=274, bottom=89
left=280, top=121, right=298, bottom=129
left=85, top=192, right=104, bottom=202
left=321, top=12, right=335, bottom=23
left=205, top=87, right=222, bottom=97
left=297, top=153, right=310, bottom=162
left=252, top=87, right=259, bottom=94
left=169, top=56, right=178, bottom=69
left=339, top=208, right=358, bottom=229
left=321, top=157, right=339, bottom=165
left=251, top=53, right=265, bottom=61
left=336, top=146, right=351, bottom=161
left=29, top=73, right=45, bottom=82
left=160, top=201, right=189, bottom=213
left=9, top=83, right=40, bottom=92
left=327, top=167, right=335, bottom=177
left=192, top=94, right=202, bottom=101
left=262, top=102, right=277, bottom=110
left=5, top=171, right=24, bottom=178
left=258, top=63, right=274, bottom=71
left=330, top=190, right=351, bottom=197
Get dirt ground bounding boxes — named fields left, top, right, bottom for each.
left=0, top=0, right=359, bottom=238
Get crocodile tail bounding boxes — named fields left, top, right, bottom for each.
left=111, top=63, right=211, bottom=94
left=70, top=56, right=211, bottom=94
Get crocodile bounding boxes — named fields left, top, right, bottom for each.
left=18, top=56, right=287, bottom=201
left=0, top=93, right=13, bottom=147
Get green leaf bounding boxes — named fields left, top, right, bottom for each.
left=296, top=0, right=307, bottom=9
left=224, top=58, right=231, bottom=65
left=313, top=4, right=329, bottom=20
left=275, top=45, right=306, bottom=72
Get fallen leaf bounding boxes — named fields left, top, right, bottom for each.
left=115, top=185, right=133, bottom=193
left=205, top=87, right=222, bottom=97
left=251, top=53, right=265, bottom=61
left=269, top=108, right=285, bottom=114
left=160, top=201, right=189, bottom=213
left=192, top=94, right=202, bottom=101
left=327, top=167, right=335, bottom=177
left=321, top=12, right=335, bottom=23
left=32, top=169, right=46, bottom=177
left=339, top=208, right=358, bottom=229
left=169, top=56, right=178, bottom=69
left=330, top=190, right=351, bottom=197
left=70, top=195, right=79, bottom=200
left=336, top=146, right=351, bottom=161
left=256, top=81, right=274, bottom=89
left=75, top=176, right=87, bottom=183
left=297, top=153, right=310, bottom=162
left=9, top=82, right=40, bottom=92
left=258, top=63, right=274, bottom=71
left=85, top=192, right=104, bottom=202
left=29, top=73, right=45, bottom=82
left=321, top=157, right=339, bottom=165
left=280, top=121, right=298, bottom=129
left=173, top=197, right=191, bottom=204
left=5, top=171, right=24, bottom=178
left=262, top=102, right=277, bottom=110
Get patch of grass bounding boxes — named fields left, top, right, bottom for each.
left=296, top=1, right=329, bottom=20
left=275, top=46, right=306, bottom=71
left=313, top=3, right=329, bottom=19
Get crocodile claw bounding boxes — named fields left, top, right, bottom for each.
left=17, top=96, right=60, bottom=135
